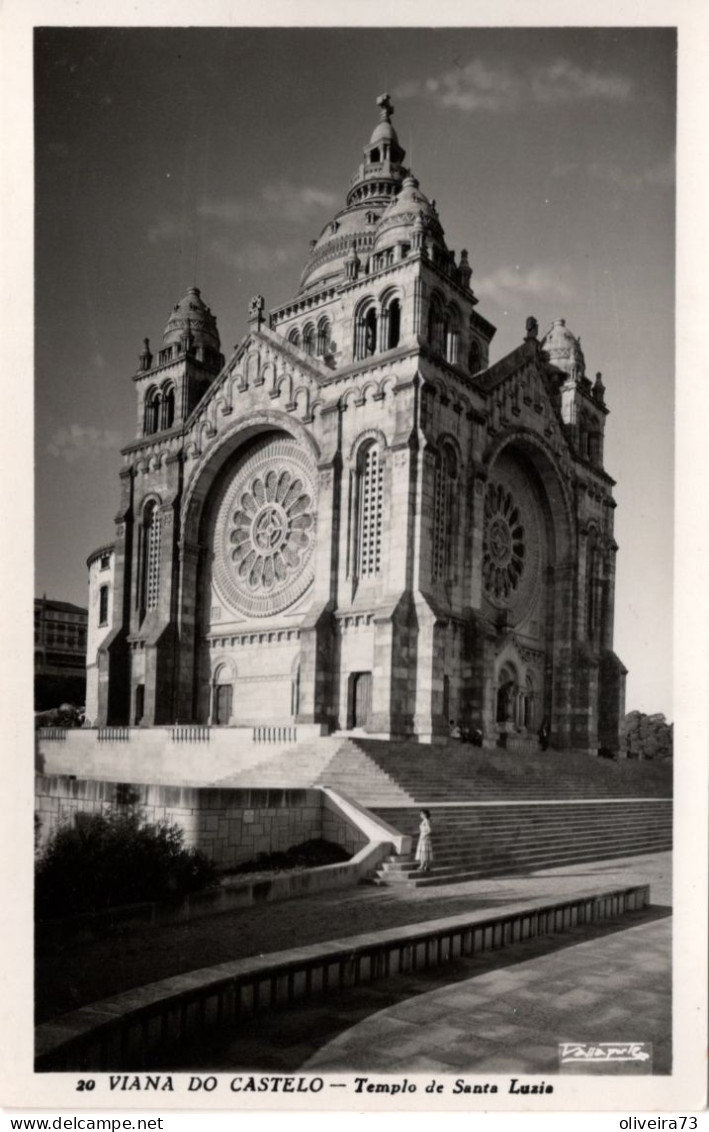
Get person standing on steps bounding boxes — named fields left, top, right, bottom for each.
left=415, top=808, right=433, bottom=872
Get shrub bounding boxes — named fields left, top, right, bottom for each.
left=35, top=808, right=217, bottom=920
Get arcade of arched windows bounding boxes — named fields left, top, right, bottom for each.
left=286, top=316, right=333, bottom=359
left=353, top=294, right=402, bottom=361
left=431, top=444, right=458, bottom=585
left=144, top=383, right=176, bottom=435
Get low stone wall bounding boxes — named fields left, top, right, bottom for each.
left=35, top=776, right=368, bottom=870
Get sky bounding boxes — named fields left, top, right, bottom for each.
left=33, top=26, right=676, bottom=717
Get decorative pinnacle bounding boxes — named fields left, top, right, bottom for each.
left=377, top=92, right=394, bottom=120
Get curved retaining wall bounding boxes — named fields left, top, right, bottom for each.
left=35, top=883, right=650, bottom=1071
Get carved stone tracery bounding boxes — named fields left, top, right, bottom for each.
left=211, top=437, right=317, bottom=617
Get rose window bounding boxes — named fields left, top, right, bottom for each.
left=483, top=482, right=526, bottom=602
left=211, top=437, right=317, bottom=617
left=230, top=470, right=313, bottom=592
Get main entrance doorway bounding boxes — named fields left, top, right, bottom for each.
left=352, top=671, right=372, bottom=728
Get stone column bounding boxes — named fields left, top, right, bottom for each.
left=296, top=456, right=340, bottom=728
left=174, top=539, right=203, bottom=722
left=549, top=560, right=576, bottom=749
left=368, top=434, right=418, bottom=736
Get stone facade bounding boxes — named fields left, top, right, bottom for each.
left=89, top=95, right=626, bottom=752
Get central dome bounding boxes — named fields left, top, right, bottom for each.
left=297, top=95, right=410, bottom=294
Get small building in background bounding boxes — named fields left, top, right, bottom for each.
left=34, top=596, right=88, bottom=710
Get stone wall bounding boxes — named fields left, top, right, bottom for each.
left=35, top=724, right=327, bottom=787
left=35, top=776, right=367, bottom=869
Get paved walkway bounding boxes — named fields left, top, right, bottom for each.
left=145, top=853, right=671, bottom=1076
left=36, top=851, right=670, bottom=1024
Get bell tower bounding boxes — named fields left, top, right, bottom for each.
left=133, top=286, right=224, bottom=440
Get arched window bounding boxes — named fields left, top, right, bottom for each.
left=316, top=318, right=331, bottom=356
left=291, top=665, right=301, bottom=718
left=468, top=339, right=482, bottom=374
left=98, top=585, right=109, bottom=627
left=354, top=302, right=378, bottom=361
left=431, top=446, right=457, bottom=583
left=427, top=295, right=445, bottom=356
left=144, top=388, right=160, bottom=435
left=445, top=307, right=461, bottom=365
left=383, top=297, right=401, bottom=350
left=364, top=308, right=377, bottom=356
left=140, top=501, right=161, bottom=617
left=357, top=442, right=384, bottom=578
left=161, top=384, right=175, bottom=430
left=303, top=323, right=315, bottom=356
left=288, top=327, right=301, bottom=348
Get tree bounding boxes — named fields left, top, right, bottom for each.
left=35, top=807, right=217, bottom=920
left=621, top=711, right=673, bottom=760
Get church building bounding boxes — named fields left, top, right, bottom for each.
left=87, top=95, right=626, bottom=752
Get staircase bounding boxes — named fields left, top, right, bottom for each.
left=332, top=738, right=672, bottom=802
left=213, top=734, right=672, bottom=886
left=372, top=800, right=673, bottom=887
left=214, top=737, right=415, bottom=804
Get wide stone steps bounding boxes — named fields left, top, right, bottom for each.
left=351, top=740, right=672, bottom=803
left=370, top=800, right=672, bottom=886
left=377, top=821, right=673, bottom=859
left=216, top=739, right=414, bottom=803
left=378, top=823, right=672, bottom=865
left=213, top=736, right=671, bottom=807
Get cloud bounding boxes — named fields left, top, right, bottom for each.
left=530, top=59, right=632, bottom=104
left=395, top=57, right=632, bottom=114
left=395, top=60, right=519, bottom=113
left=587, top=157, right=674, bottom=191
left=147, top=214, right=191, bottom=245
left=47, top=424, right=123, bottom=465
left=199, top=182, right=338, bottom=228
left=552, top=155, right=675, bottom=191
left=482, top=265, right=574, bottom=308
left=207, top=237, right=303, bottom=274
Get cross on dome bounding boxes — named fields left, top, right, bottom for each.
left=377, top=92, right=394, bottom=120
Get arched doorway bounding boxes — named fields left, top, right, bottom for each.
left=212, top=664, right=234, bottom=726
left=496, top=663, right=517, bottom=725
left=351, top=671, right=372, bottom=728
